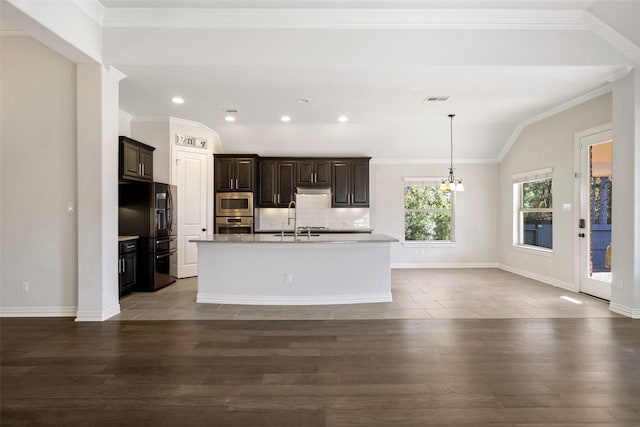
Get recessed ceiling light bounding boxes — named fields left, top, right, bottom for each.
left=338, top=116, right=348, bottom=123
left=297, top=98, right=310, bottom=104
left=281, top=115, right=291, bottom=122
left=225, top=115, right=236, bottom=122
left=171, top=97, right=184, bottom=104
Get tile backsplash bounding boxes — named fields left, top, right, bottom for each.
left=256, top=194, right=370, bottom=231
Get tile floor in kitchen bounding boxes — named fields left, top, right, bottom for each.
left=112, top=268, right=619, bottom=321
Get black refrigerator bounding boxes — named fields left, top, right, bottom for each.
left=118, top=181, right=177, bottom=291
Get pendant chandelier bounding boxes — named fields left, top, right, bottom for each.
left=440, top=114, right=464, bottom=192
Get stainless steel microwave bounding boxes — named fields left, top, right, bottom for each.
left=215, top=192, right=253, bottom=217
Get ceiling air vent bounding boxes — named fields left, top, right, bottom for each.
left=423, top=96, right=450, bottom=103
left=224, top=108, right=239, bottom=113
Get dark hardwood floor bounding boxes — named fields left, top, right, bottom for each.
left=2, top=317, right=639, bottom=426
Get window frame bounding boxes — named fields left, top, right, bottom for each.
left=512, top=168, right=553, bottom=253
left=403, top=178, right=456, bottom=244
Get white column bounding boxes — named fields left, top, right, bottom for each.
left=610, top=68, right=640, bottom=319
left=75, top=64, right=126, bottom=321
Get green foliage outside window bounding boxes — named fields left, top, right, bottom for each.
left=404, top=184, right=453, bottom=241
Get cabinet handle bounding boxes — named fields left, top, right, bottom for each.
left=312, top=172, right=316, bottom=183
left=142, top=164, right=145, bottom=176
left=235, top=178, right=239, bottom=189
left=272, top=194, right=276, bottom=204
left=121, top=259, right=125, bottom=273
left=277, top=194, right=280, bottom=204
left=230, top=178, right=233, bottom=189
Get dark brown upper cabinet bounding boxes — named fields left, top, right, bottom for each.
left=331, top=159, right=370, bottom=208
left=119, top=136, right=154, bottom=182
left=214, top=155, right=257, bottom=192
left=296, top=159, right=331, bottom=187
left=257, top=159, right=296, bottom=208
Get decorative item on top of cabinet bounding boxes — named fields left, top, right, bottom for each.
left=296, top=159, right=331, bottom=187
left=119, top=136, right=154, bottom=182
left=331, top=158, right=370, bottom=207
left=214, top=154, right=258, bottom=192
left=257, top=158, right=296, bottom=207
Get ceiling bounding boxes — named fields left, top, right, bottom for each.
left=23, top=1, right=640, bottom=160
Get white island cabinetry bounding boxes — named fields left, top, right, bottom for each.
left=194, top=234, right=397, bottom=305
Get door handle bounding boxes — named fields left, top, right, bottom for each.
left=202, top=228, right=206, bottom=232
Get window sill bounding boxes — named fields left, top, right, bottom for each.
left=512, top=244, right=553, bottom=257
left=403, top=241, right=456, bottom=248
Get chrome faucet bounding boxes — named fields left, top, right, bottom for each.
left=287, top=200, right=297, bottom=237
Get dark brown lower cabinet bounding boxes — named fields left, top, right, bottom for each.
left=118, top=239, right=137, bottom=296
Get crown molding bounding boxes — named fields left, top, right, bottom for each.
left=72, top=0, right=106, bottom=26
left=581, top=11, right=640, bottom=65
left=371, top=158, right=497, bottom=165
left=102, top=8, right=587, bottom=30
left=497, top=84, right=612, bottom=162
left=0, top=28, right=26, bottom=36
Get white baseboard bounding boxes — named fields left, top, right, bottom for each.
left=391, top=262, right=499, bottom=269
left=197, top=293, right=393, bottom=305
left=75, top=303, right=121, bottom=322
left=0, top=306, right=77, bottom=317
left=610, top=302, right=640, bottom=319
left=497, top=263, right=578, bottom=292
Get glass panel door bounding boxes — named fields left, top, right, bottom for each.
left=580, top=131, right=612, bottom=300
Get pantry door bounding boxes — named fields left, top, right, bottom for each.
left=175, top=149, right=210, bottom=278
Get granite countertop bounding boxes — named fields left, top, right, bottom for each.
left=255, top=228, right=374, bottom=234
left=192, top=233, right=397, bottom=244
left=118, top=235, right=139, bottom=242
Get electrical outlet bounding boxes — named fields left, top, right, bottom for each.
left=284, top=273, right=293, bottom=284
left=21, top=281, right=29, bottom=292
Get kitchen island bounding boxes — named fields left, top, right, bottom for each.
left=193, top=233, right=398, bottom=305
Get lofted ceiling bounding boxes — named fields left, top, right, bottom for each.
left=71, top=1, right=640, bottom=158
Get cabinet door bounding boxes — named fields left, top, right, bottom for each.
left=277, top=161, right=296, bottom=207
left=296, top=161, right=314, bottom=186
left=122, top=253, right=137, bottom=287
left=215, top=158, right=235, bottom=191
left=351, top=160, right=369, bottom=207
left=314, top=160, right=332, bottom=186
left=139, top=148, right=153, bottom=181
left=122, top=142, right=140, bottom=179
left=331, top=161, right=351, bottom=207
left=235, top=158, right=255, bottom=191
left=257, top=160, right=277, bottom=207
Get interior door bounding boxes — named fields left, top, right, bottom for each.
left=579, top=128, right=613, bottom=300
left=175, top=150, right=209, bottom=278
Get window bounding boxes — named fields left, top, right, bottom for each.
left=404, top=179, right=454, bottom=242
left=513, top=169, right=553, bottom=250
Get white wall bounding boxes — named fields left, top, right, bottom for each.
left=497, top=93, right=612, bottom=289
left=118, top=110, right=132, bottom=137
left=371, top=161, right=499, bottom=267
left=0, top=36, right=78, bottom=315
left=610, top=70, right=640, bottom=318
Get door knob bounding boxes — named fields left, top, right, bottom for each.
left=578, top=233, right=585, bottom=238
left=202, top=228, right=207, bottom=232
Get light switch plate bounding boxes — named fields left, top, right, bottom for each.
left=563, top=203, right=571, bottom=212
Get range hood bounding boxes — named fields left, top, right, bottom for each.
left=296, top=186, right=331, bottom=195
